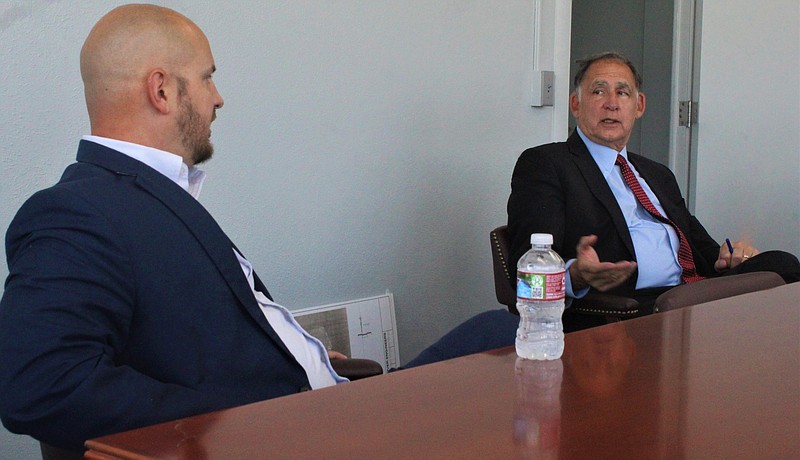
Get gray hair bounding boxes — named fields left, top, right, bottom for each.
left=572, top=52, right=643, bottom=93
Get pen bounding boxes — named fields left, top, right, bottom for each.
left=725, top=238, right=734, bottom=255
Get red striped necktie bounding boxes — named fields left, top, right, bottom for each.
left=615, top=154, right=704, bottom=283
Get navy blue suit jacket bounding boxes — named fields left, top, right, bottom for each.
left=0, top=141, right=310, bottom=451
left=507, top=131, right=721, bottom=298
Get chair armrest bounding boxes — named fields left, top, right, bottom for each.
left=41, top=442, right=84, bottom=460
left=654, top=271, right=785, bottom=312
left=571, top=292, right=640, bottom=318
left=330, top=358, right=384, bottom=381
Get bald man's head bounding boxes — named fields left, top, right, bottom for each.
left=80, top=4, right=224, bottom=164
left=81, top=5, right=200, bottom=107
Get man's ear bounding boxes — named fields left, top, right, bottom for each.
left=569, top=91, right=580, bottom=118
left=146, top=69, right=171, bottom=114
left=635, top=91, right=646, bottom=119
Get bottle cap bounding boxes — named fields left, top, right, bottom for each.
left=530, top=233, right=553, bottom=245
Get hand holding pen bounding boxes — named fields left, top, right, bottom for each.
left=716, top=238, right=760, bottom=271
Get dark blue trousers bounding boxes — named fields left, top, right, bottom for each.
left=402, top=309, right=519, bottom=368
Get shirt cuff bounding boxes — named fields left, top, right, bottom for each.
left=565, top=258, right=590, bottom=301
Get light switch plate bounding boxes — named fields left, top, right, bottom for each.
left=532, top=70, right=555, bottom=107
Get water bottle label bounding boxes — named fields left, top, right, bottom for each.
left=517, top=271, right=565, bottom=301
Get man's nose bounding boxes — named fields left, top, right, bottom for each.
left=213, top=83, right=224, bottom=109
left=603, top=94, right=619, bottom=110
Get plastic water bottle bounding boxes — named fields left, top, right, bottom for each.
left=515, top=233, right=565, bottom=360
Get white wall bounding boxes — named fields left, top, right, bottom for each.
left=0, top=1, right=571, bottom=456
left=693, top=0, right=800, bottom=255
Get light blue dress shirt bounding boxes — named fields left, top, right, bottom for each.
left=567, top=129, right=682, bottom=299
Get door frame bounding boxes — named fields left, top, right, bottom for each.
left=668, top=0, right=701, bottom=211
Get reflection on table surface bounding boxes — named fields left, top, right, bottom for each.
left=86, top=283, right=799, bottom=459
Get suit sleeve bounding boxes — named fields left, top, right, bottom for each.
left=687, top=212, right=722, bottom=272
left=507, top=148, right=568, bottom=268
left=662, top=190, right=721, bottom=272
left=0, top=189, right=218, bottom=452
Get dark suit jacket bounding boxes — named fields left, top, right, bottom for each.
left=0, top=141, right=310, bottom=452
left=507, top=131, right=721, bottom=298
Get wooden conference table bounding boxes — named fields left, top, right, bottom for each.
left=86, top=283, right=799, bottom=459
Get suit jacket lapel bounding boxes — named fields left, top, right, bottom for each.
left=566, top=133, right=636, bottom=257
left=76, top=141, right=293, bottom=356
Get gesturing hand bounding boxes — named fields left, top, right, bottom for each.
left=569, top=235, right=637, bottom=292
left=327, top=350, right=348, bottom=360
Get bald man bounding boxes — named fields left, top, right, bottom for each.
left=0, top=5, right=346, bottom=454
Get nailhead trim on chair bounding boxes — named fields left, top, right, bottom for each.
left=572, top=306, right=640, bottom=316
left=491, top=231, right=513, bottom=284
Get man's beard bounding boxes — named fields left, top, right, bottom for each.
left=177, top=95, right=214, bottom=165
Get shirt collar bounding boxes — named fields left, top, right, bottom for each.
left=576, top=127, right=629, bottom=178
left=81, top=135, right=206, bottom=199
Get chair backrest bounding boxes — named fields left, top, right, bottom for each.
left=654, top=271, right=785, bottom=312
left=490, top=225, right=517, bottom=313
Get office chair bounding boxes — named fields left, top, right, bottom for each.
left=490, top=225, right=640, bottom=330
left=41, top=443, right=83, bottom=460
left=331, top=358, right=384, bottom=381
left=491, top=225, right=788, bottom=326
